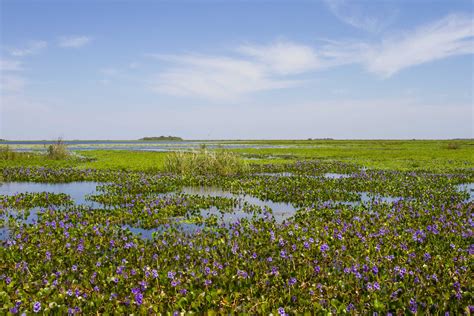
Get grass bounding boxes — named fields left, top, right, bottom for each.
left=47, top=138, right=69, bottom=159
left=0, top=145, right=20, bottom=161
left=0, top=139, right=472, bottom=172
left=165, top=146, right=249, bottom=176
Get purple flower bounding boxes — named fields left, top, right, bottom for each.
left=134, top=292, right=143, bottom=305
left=271, top=266, right=279, bottom=275
left=424, top=253, right=431, bottom=261
left=288, top=277, right=297, bottom=286
left=409, top=298, right=417, bottom=314
left=237, top=270, right=249, bottom=279
left=33, top=302, right=41, bottom=313
left=346, top=303, right=355, bottom=312
left=204, top=279, right=212, bottom=286
left=278, top=307, right=286, bottom=316
left=171, top=280, right=180, bottom=287
left=320, top=243, right=329, bottom=252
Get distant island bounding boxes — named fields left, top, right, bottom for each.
left=139, top=136, right=183, bottom=141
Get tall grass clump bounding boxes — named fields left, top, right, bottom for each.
left=165, top=146, right=249, bottom=176
left=446, top=142, right=460, bottom=150
left=0, top=145, right=19, bottom=160
left=47, top=138, right=69, bottom=159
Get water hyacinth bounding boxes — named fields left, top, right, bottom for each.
left=0, top=161, right=473, bottom=314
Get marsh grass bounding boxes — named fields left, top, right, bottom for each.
left=165, top=146, right=249, bottom=176
left=0, top=145, right=20, bottom=160
left=446, top=142, right=461, bottom=150
left=47, top=138, right=69, bottom=159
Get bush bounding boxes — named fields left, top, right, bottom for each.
left=47, top=138, right=69, bottom=159
left=446, top=142, right=460, bottom=150
left=165, top=146, right=248, bottom=176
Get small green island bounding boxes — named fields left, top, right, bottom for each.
left=138, top=136, right=183, bottom=141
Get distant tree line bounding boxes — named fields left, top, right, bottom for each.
left=139, top=136, right=183, bottom=141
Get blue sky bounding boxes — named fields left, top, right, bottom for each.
left=1, top=0, right=473, bottom=140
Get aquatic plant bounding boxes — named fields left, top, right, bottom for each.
left=0, top=147, right=473, bottom=314
left=165, top=147, right=249, bottom=176
left=0, top=146, right=19, bottom=161
left=47, top=138, right=69, bottom=160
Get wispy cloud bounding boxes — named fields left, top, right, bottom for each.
left=323, top=0, right=398, bottom=33
left=237, top=41, right=321, bottom=75
left=58, top=36, right=92, bottom=48
left=0, top=59, right=23, bottom=71
left=8, top=40, right=47, bottom=57
left=148, top=42, right=305, bottom=100
left=147, top=14, right=473, bottom=100
left=363, top=14, right=474, bottom=77
left=0, top=75, right=27, bottom=93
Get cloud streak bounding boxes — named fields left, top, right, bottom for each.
left=8, top=40, right=47, bottom=57
left=58, top=36, right=92, bottom=48
left=0, top=59, right=23, bottom=72
left=0, top=75, right=26, bottom=93
left=149, top=45, right=304, bottom=100
left=364, top=14, right=474, bottom=77
left=149, top=14, right=473, bottom=100
left=323, top=0, right=398, bottom=33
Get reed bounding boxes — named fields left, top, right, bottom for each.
left=47, top=138, right=69, bottom=159
left=165, top=146, right=248, bottom=176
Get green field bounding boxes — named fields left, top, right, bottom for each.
left=1, top=139, right=473, bottom=171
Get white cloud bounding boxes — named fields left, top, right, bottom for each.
left=237, top=41, right=321, bottom=74
left=0, top=59, right=22, bottom=71
left=0, top=75, right=27, bottom=93
left=58, top=36, right=92, bottom=48
left=150, top=14, right=474, bottom=100
left=364, top=14, right=474, bottom=77
left=149, top=48, right=301, bottom=100
left=324, top=0, right=398, bottom=33
left=318, top=14, right=474, bottom=77
left=8, top=40, right=47, bottom=57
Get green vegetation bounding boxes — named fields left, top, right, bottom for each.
left=0, top=145, right=20, bottom=161
left=0, top=159, right=472, bottom=314
left=165, top=147, right=249, bottom=176
left=139, top=136, right=183, bottom=141
left=1, top=139, right=472, bottom=172
left=47, top=139, right=70, bottom=159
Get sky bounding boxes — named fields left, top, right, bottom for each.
left=0, top=0, right=473, bottom=140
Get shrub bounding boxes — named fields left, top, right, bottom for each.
left=446, top=142, right=460, bottom=150
left=47, top=138, right=69, bottom=159
left=165, top=146, right=248, bottom=176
